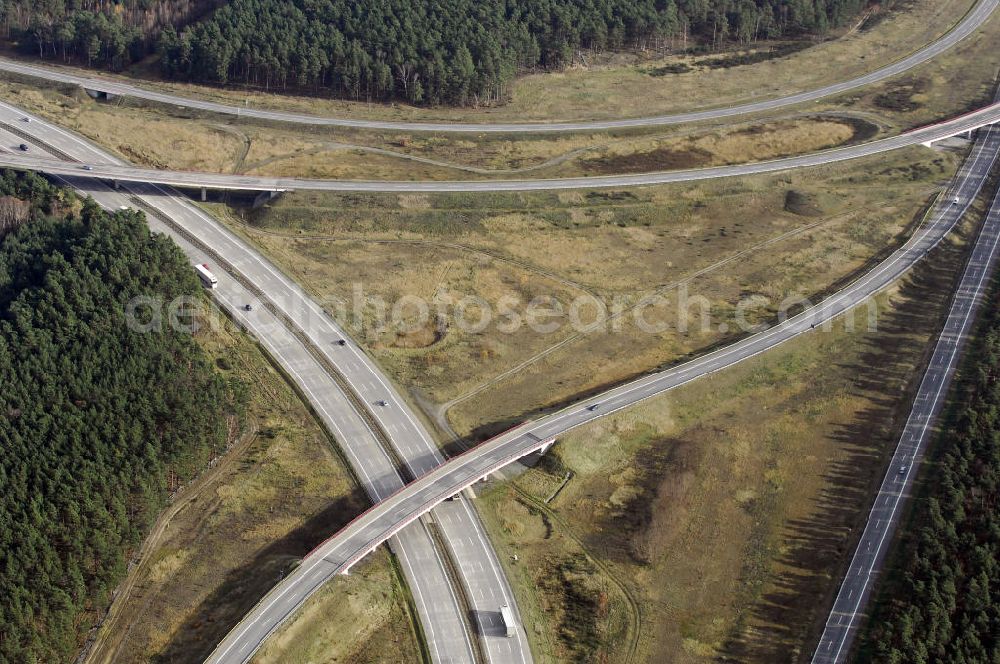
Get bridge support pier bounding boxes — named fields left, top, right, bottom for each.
left=923, top=128, right=983, bottom=149
left=112, top=180, right=120, bottom=190
left=252, top=189, right=284, bottom=209
left=201, top=187, right=207, bottom=202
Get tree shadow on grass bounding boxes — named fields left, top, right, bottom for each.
left=152, top=486, right=368, bottom=663
left=715, top=231, right=969, bottom=663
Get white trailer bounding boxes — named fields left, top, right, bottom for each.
left=194, top=263, right=219, bottom=289
left=499, top=605, right=516, bottom=638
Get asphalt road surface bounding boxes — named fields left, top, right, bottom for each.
left=5, top=102, right=991, bottom=664
left=0, top=103, right=531, bottom=664
left=205, top=121, right=1000, bottom=661
left=0, top=0, right=994, bottom=133
left=0, top=33, right=996, bottom=659
left=810, top=122, right=1000, bottom=664
left=0, top=101, right=998, bottom=192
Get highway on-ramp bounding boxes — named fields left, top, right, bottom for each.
left=0, top=101, right=998, bottom=193
left=201, top=123, right=1000, bottom=661
left=0, top=0, right=994, bottom=133
left=0, top=103, right=532, bottom=664
left=810, top=114, right=1000, bottom=664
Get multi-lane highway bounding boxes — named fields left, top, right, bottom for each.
left=811, top=122, right=1000, bottom=664
left=0, top=0, right=994, bottom=132
left=0, top=7, right=996, bottom=658
left=0, top=101, right=998, bottom=193
left=4, top=92, right=999, bottom=663
left=200, top=120, right=1000, bottom=660
left=0, top=103, right=532, bottom=664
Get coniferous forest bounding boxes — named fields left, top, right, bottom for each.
left=0, top=171, right=245, bottom=662
left=0, top=0, right=222, bottom=69
left=860, top=281, right=1000, bottom=663
left=1, top=0, right=875, bottom=105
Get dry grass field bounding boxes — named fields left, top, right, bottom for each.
left=214, top=145, right=961, bottom=440
left=473, top=192, right=985, bottom=662
left=0, top=80, right=880, bottom=180
left=255, top=550, right=423, bottom=664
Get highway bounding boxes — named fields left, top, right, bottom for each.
left=810, top=118, right=1000, bottom=664
left=0, top=101, right=998, bottom=192
left=2, top=86, right=996, bottom=664
left=0, top=12, right=993, bottom=658
left=0, top=104, right=531, bottom=664
left=197, top=120, right=1000, bottom=659
left=0, top=0, right=994, bottom=133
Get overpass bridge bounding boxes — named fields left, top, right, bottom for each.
left=919, top=104, right=1000, bottom=146
left=333, top=431, right=557, bottom=576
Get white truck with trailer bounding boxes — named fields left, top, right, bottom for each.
left=499, top=604, right=517, bottom=638
left=194, top=263, right=219, bottom=289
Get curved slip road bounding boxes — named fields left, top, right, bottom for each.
left=0, top=102, right=532, bottom=664
left=0, top=0, right=994, bottom=133
left=0, top=101, right=998, bottom=192
left=202, top=120, right=1000, bottom=662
